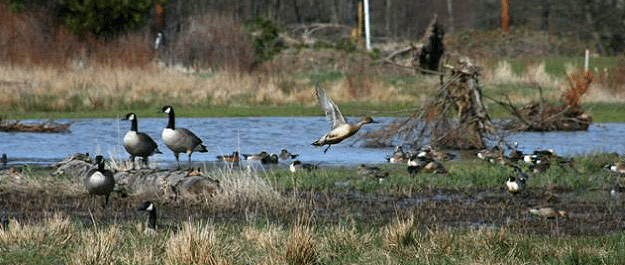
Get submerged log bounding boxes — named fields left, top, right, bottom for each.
left=53, top=158, right=219, bottom=200
left=0, top=119, right=71, bottom=133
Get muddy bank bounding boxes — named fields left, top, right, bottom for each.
left=0, top=183, right=621, bottom=236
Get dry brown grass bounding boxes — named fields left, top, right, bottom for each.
left=0, top=213, right=74, bottom=248
left=70, top=225, right=123, bottom=265
left=285, top=221, right=318, bottom=265
left=165, top=222, right=239, bottom=265
left=564, top=69, right=594, bottom=107
left=382, top=215, right=417, bottom=255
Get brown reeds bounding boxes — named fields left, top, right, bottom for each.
left=564, top=69, right=594, bottom=107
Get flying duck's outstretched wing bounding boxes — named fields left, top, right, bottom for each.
left=315, top=85, right=346, bottom=129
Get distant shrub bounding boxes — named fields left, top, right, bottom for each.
left=172, top=14, right=254, bottom=72
left=245, top=18, right=285, bottom=65
left=58, top=0, right=158, bottom=38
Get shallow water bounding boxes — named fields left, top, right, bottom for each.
left=1, top=117, right=624, bottom=166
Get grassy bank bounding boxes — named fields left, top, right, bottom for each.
left=4, top=101, right=625, bottom=123
left=1, top=153, right=624, bottom=264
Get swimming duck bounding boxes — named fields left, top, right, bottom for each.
left=417, top=146, right=456, bottom=161
left=311, top=85, right=377, bottom=153
left=357, top=164, right=389, bottom=182
left=261, top=153, right=279, bottom=164
left=476, top=146, right=502, bottom=163
left=529, top=207, right=568, bottom=219
left=137, top=201, right=157, bottom=235
left=289, top=160, right=318, bottom=173
left=122, top=113, right=162, bottom=169
left=85, top=155, right=115, bottom=207
left=216, top=151, right=240, bottom=162
left=242, top=151, right=268, bottom=161
left=159, top=105, right=208, bottom=168
left=387, top=146, right=407, bottom=164
left=279, top=149, right=299, bottom=160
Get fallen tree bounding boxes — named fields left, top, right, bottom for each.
left=494, top=69, right=594, bottom=132
left=0, top=119, right=72, bottom=133
left=361, top=58, right=494, bottom=149
left=52, top=155, right=219, bottom=200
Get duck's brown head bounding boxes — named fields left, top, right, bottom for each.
left=360, top=116, right=377, bottom=124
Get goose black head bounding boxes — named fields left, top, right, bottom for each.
left=122, top=113, right=136, bottom=121
left=159, top=105, right=173, bottom=114
left=94, top=155, right=104, bottom=165
left=137, top=201, right=155, bottom=212
left=292, top=160, right=302, bottom=166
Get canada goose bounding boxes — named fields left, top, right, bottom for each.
left=1, top=208, right=8, bottom=231
left=216, top=151, right=240, bottom=162
left=261, top=153, right=279, bottom=164
left=279, top=149, right=299, bottom=160
left=505, top=176, right=526, bottom=194
left=0, top=153, right=6, bottom=168
left=85, top=155, right=115, bottom=207
left=159, top=105, right=208, bottom=168
left=289, top=160, right=317, bottom=173
left=242, top=151, right=268, bottom=161
left=529, top=207, right=568, bottom=219
left=122, top=113, right=162, bottom=169
left=137, top=201, right=157, bottom=235
left=387, top=146, right=407, bottom=164
left=312, top=85, right=377, bottom=153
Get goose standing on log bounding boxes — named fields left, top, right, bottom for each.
left=122, top=113, right=161, bottom=169
left=85, top=155, right=115, bottom=207
left=159, top=105, right=208, bottom=168
left=312, top=85, right=377, bottom=153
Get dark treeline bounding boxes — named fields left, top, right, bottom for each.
left=5, top=0, right=625, bottom=54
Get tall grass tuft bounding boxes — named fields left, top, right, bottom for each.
left=165, top=222, right=239, bottom=265
left=285, top=220, right=318, bottom=265
left=70, top=225, right=122, bottom=265
left=0, top=213, right=74, bottom=248
left=382, top=215, right=417, bottom=254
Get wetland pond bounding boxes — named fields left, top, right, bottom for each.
left=1, top=117, right=625, bottom=167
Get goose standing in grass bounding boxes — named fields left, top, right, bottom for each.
left=85, top=155, right=115, bottom=207
left=604, top=162, right=625, bottom=175
left=137, top=201, right=157, bottom=235
left=122, top=113, right=161, bottom=169
left=159, top=105, right=208, bottom=168
left=312, top=85, right=377, bottom=153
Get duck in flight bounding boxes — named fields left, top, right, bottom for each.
left=312, top=85, right=377, bottom=153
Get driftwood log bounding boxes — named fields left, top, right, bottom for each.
left=0, top=119, right=71, bottom=133
left=53, top=157, right=219, bottom=200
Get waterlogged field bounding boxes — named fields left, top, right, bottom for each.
left=1, top=154, right=624, bottom=264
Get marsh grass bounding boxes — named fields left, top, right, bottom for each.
left=165, top=222, right=240, bottom=265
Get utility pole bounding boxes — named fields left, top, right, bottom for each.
left=501, top=0, right=509, bottom=33
left=364, top=0, right=371, bottom=50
